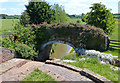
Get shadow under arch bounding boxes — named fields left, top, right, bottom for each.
left=36, top=41, right=78, bottom=62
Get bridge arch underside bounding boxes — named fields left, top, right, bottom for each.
left=36, top=36, right=107, bottom=62
left=36, top=40, right=77, bottom=62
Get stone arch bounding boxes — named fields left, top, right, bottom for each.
left=34, top=23, right=109, bottom=61
left=36, top=40, right=82, bottom=62
left=41, top=41, right=76, bottom=50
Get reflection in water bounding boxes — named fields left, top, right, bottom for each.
left=50, top=43, right=72, bottom=59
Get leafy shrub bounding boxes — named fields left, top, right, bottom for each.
left=25, top=1, right=55, bottom=24
left=20, top=11, right=30, bottom=27
left=15, top=44, right=37, bottom=60
left=14, top=22, right=107, bottom=51
left=52, top=43, right=57, bottom=53
left=82, top=3, right=116, bottom=35
left=2, top=37, right=16, bottom=49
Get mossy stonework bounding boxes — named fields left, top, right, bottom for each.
left=14, top=23, right=109, bottom=61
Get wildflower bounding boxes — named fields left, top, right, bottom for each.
left=11, top=37, right=13, bottom=39
left=21, top=42, right=22, bottom=44
left=13, top=39, right=15, bottom=40
left=18, top=39, right=20, bottom=41
left=9, top=37, right=13, bottom=40
left=15, top=40, right=17, bottom=43
left=27, top=43, right=28, bottom=45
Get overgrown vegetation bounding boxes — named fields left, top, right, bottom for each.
left=2, top=22, right=107, bottom=60
left=15, top=44, right=37, bottom=60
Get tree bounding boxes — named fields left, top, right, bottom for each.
left=2, top=14, right=7, bottom=19
left=25, top=1, right=55, bottom=24
left=20, top=11, right=30, bottom=26
left=82, top=3, right=116, bottom=34
left=52, top=4, right=69, bottom=23
left=81, top=13, right=85, bottom=18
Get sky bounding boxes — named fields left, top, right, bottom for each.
left=0, top=0, right=119, bottom=15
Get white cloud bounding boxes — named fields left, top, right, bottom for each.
left=18, top=1, right=28, bottom=6
left=0, top=8, right=6, bottom=11
left=0, top=0, right=8, bottom=2
left=10, top=8, right=21, bottom=13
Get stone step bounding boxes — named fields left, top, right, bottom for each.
left=0, top=59, right=44, bottom=82
left=0, top=58, right=29, bottom=75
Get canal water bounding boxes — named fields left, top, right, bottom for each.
left=50, top=43, right=72, bottom=59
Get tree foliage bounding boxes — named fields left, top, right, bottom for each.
left=2, top=14, right=7, bottom=19
left=25, top=1, right=55, bottom=24
left=52, top=4, right=69, bottom=23
left=82, top=3, right=116, bottom=34
left=20, top=11, right=30, bottom=26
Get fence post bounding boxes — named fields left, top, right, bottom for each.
left=105, top=35, right=110, bottom=50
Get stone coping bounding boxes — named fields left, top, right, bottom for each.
left=45, top=60, right=113, bottom=83
left=45, top=60, right=82, bottom=72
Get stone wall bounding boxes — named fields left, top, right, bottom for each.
left=0, top=47, right=16, bottom=64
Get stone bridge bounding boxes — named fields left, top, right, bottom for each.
left=34, top=23, right=109, bottom=62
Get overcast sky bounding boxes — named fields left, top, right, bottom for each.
left=0, top=0, right=119, bottom=15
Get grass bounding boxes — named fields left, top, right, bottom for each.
left=67, top=18, right=86, bottom=24
left=109, top=23, right=119, bottom=40
left=23, top=68, right=56, bottom=82
left=0, top=19, right=19, bottom=39
left=103, top=23, right=119, bottom=57
left=63, top=55, right=118, bottom=82
left=104, top=48, right=119, bottom=57
left=1, top=19, right=19, bottom=32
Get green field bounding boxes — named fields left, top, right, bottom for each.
left=0, top=19, right=19, bottom=39
left=0, top=19, right=19, bottom=32
left=109, top=23, right=119, bottom=40
left=67, top=18, right=86, bottom=24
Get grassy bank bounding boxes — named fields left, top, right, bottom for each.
left=104, top=23, right=119, bottom=57
left=62, top=54, right=118, bottom=82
